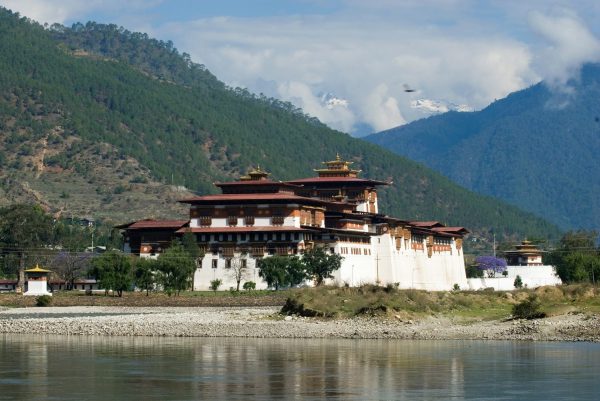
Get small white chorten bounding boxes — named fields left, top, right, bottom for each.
left=23, top=265, right=52, bottom=296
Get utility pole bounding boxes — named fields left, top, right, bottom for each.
left=90, top=221, right=95, bottom=250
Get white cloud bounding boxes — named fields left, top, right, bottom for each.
left=529, top=11, right=600, bottom=89
left=157, top=14, right=537, bottom=134
left=277, top=81, right=356, bottom=132
left=0, top=0, right=160, bottom=25
left=361, top=84, right=405, bottom=132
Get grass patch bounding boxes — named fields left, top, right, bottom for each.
left=281, top=284, right=600, bottom=320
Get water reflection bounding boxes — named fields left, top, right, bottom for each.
left=1, top=335, right=599, bottom=400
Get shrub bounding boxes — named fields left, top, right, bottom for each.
left=514, top=275, right=523, bottom=289
left=243, top=281, right=256, bottom=291
left=384, top=283, right=396, bottom=293
left=210, top=279, right=222, bottom=292
left=512, top=294, right=546, bottom=319
left=36, top=295, right=52, bottom=307
left=466, top=265, right=484, bottom=278
left=453, top=283, right=460, bottom=291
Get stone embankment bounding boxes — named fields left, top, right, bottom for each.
left=0, top=306, right=598, bottom=341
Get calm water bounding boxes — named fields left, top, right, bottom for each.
left=1, top=335, right=599, bottom=400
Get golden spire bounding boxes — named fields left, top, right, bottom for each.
left=240, top=165, right=270, bottom=181
left=314, top=155, right=361, bottom=178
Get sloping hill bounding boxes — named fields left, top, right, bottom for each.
left=365, top=64, right=600, bottom=231
left=0, top=8, right=560, bottom=240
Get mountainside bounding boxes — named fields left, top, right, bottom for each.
left=365, top=65, right=600, bottom=231
left=0, top=8, right=560, bottom=240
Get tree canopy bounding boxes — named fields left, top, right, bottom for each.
left=156, top=242, right=195, bottom=295
left=549, top=231, right=600, bottom=283
left=302, top=248, right=343, bottom=286
left=90, top=251, right=132, bottom=296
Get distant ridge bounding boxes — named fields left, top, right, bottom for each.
left=365, top=64, right=600, bottom=231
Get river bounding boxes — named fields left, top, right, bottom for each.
left=1, top=335, right=598, bottom=400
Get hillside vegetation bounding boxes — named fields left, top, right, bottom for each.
left=0, top=8, right=559, bottom=240
left=365, top=65, right=600, bottom=231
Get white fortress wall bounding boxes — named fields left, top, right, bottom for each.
left=193, top=254, right=268, bottom=291
left=332, top=242, right=376, bottom=286
left=369, top=234, right=467, bottom=290
left=466, top=277, right=516, bottom=291
left=467, top=265, right=562, bottom=290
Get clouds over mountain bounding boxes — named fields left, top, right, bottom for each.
left=4, top=1, right=600, bottom=135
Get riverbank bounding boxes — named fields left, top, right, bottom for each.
left=0, top=291, right=288, bottom=307
left=0, top=306, right=598, bottom=341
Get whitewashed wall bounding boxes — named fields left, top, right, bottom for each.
left=193, top=254, right=268, bottom=291
left=467, top=265, right=562, bottom=290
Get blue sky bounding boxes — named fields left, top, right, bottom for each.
left=3, top=1, right=600, bottom=135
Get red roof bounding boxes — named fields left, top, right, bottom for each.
left=176, top=226, right=314, bottom=234
left=409, top=221, right=444, bottom=228
left=0, top=279, right=17, bottom=284
left=287, top=176, right=389, bottom=185
left=120, top=219, right=188, bottom=230
left=179, top=193, right=339, bottom=206
left=215, top=180, right=301, bottom=188
left=431, top=226, right=469, bottom=234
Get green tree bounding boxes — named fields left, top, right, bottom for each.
left=210, top=278, right=222, bottom=292
left=286, top=256, right=307, bottom=287
left=90, top=251, right=132, bottom=297
left=156, top=243, right=195, bottom=295
left=549, top=231, right=600, bottom=283
left=134, top=257, right=157, bottom=295
left=302, top=248, right=343, bottom=286
left=258, top=256, right=289, bottom=290
left=181, top=229, right=202, bottom=260
left=0, top=204, right=54, bottom=292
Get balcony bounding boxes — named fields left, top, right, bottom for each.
left=250, top=247, right=266, bottom=257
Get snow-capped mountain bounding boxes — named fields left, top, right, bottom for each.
left=319, top=92, right=349, bottom=109
left=410, top=98, right=473, bottom=114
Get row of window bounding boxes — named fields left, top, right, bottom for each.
left=339, top=247, right=372, bottom=255
left=202, top=215, right=280, bottom=227
left=209, top=259, right=248, bottom=269
left=197, top=232, right=302, bottom=242
left=337, top=235, right=371, bottom=244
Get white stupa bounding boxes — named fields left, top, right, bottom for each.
left=23, top=264, right=52, bottom=296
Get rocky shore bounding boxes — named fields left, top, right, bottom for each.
left=0, top=306, right=598, bottom=341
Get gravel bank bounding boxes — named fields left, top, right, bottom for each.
left=0, top=306, right=598, bottom=341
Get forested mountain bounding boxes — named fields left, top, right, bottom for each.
left=0, top=8, right=560, bottom=241
left=365, top=64, right=600, bottom=231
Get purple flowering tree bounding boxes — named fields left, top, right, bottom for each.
left=475, top=256, right=507, bottom=278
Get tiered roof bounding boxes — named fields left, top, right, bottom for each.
left=115, top=219, right=188, bottom=230
left=118, top=157, right=468, bottom=241
left=504, top=240, right=545, bottom=256
left=179, top=192, right=339, bottom=207
left=285, top=154, right=389, bottom=186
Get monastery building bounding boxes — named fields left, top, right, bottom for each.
left=119, top=156, right=469, bottom=291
